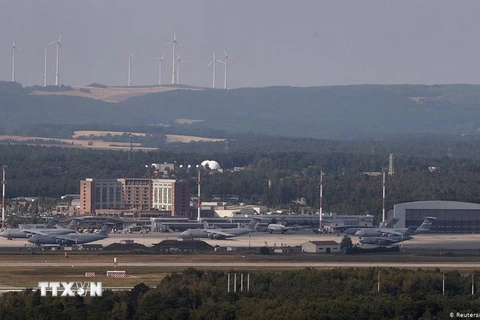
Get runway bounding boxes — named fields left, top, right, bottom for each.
left=0, top=231, right=480, bottom=250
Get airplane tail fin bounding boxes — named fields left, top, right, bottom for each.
left=66, top=219, right=79, bottom=230
left=403, top=226, right=417, bottom=237
left=99, top=223, right=114, bottom=236
left=247, top=218, right=261, bottom=230
left=44, top=218, right=59, bottom=229
left=415, top=217, right=436, bottom=234
left=385, top=217, right=400, bottom=228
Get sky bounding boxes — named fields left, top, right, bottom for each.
left=1, top=0, right=479, bottom=88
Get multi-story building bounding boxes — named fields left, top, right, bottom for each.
left=152, top=179, right=191, bottom=217
left=80, top=178, right=123, bottom=215
left=80, top=177, right=190, bottom=216
left=121, top=178, right=152, bottom=210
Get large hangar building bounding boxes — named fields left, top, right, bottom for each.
left=390, top=201, right=480, bottom=233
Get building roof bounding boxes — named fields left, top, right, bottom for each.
left=305, top=241, right=339, bottom=246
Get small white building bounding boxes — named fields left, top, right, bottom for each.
left=302, top=241, right=341, bottom=253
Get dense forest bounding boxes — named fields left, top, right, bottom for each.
left=0, top=268, right=478, bottom=319
left=2, top=145, right=480, bottom=222
left=4, top=81, right=480, bottom=139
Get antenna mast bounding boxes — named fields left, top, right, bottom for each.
left=197, top=169, right=201, bottom=223
left=2, top=165, right=7, bottom=229
left=319, top=171, right=324, bottom=231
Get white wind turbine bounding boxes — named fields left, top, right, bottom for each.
left=127, top=50, right=137, bottom=87
left=5, top=38, right=24, bottom=82
left=175, top=52, right=188, bottom=85
left=207, top=50, right=221, bottom=89
left=164, top=31, right=184, bottom=85
left=43, top=41, right=56, bottom=87
left=151, top=52, right=166, bottom=86
left=219, top=48, right=234, bottom=90
left=54, top=31, right=66, bottom=86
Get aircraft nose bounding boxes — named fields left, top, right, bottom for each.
left=355, top=230, right=363, bottom=236
left=180, top=230, right=190, bottom=238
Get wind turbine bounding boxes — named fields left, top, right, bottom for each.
left=5, top=38, right=24, bottom=82
left=43, top=41, right=55, bottom=86
left=54, top=31, right=65, bottom=86
left=151, top=52, right=166, bottom=86
left=219, top=48, right=234, bottom=90
left=207, top=50, right=220, bottom=89
left=164, top=31, right=183, bottom=85
left=175, top=52, right=188, bottom=85
left=127, top=50, right=137, bottom=87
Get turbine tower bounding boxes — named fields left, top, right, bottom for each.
left=5, top=38, right=23, bottom=82
left=151, top=52, right=166, bottom=85
left=207, top=50, right=220, bottom=89
left=164, top=31, right=183, bottom=85
left=219, top=48, right=234, bottom=90
left=127, top=50, right=137, bottom=87
left=43, top=41, right=55, bottom=87
left=54, top=32, right=65, bottom=86
left=175, top=52, right=188, bottom=85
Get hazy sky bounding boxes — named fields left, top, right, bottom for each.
left=1, top=0, right=479, bottom=88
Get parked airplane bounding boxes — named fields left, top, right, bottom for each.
left=28, top=223, right=113, bottom=245
left=267, top=223, right=310, bottom=234
left=359, top=226, right=416, bottom=246
left=179, top=219, right=260, bottom=239
left=354, top=217, right=436, bottom=237
left=0, top=219, right=79, bottom=240
left=343, top=217, right=400, bottom=235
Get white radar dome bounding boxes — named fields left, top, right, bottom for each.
left=201, top=160, right=221, bottom=170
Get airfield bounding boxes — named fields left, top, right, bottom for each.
left=0, top=231, right=478, bottom=289
left=0, top=231, right=479, bottom=250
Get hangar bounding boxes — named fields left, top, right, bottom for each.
left=390, top=201, right=480, bottom=233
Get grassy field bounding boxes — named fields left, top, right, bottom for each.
left=0, top=135, right=157, bottom=151
left=31, top=85, right=198, bottom=103
left=1, top=251, right=480, bottom=288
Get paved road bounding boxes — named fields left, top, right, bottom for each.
left=0, top=261, right=477, bottom=269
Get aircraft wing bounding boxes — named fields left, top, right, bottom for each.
left=379, top=229, right=404, bottom=236
left=206, top=230, right=235, bottom=237
left=21, top=229, right=48, bottom=236
left=48, top=234, right=75, bottom=242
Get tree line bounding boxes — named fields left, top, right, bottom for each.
left=2, top=145, right=480, bottom=222
left=0, top=268, right=478, bottom=319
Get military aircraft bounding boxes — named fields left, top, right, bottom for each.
left=359, top=226, right=416, bottom=246
left=0, top=219, right=79, bottom=240
left=343, top=217, right=400, bottom=235
left=267, top=223, right=310, bottom=234
left=28, top=223, right=113, bottom=246
left=354, top=217, right=436, bottom=237
left=179, top=219, right=260, bottom=239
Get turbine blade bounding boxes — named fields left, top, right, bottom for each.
left=5, top=48, right=12, bottom=54
left=58, top=32, right=63, bottom=42
left=208, top=59, right=214, bottom=67
left=130, top=50, right=137, bottom=56
left=161, top=52, right=166, bottom=59
left=164, top=40, right=174, bottom=46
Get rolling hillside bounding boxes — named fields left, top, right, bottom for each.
left=2, top=81, right=480, bottom=140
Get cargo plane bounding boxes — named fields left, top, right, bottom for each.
left=179, top=219, right=260, bottom=239
left=28, top=223, right=113, bottom=246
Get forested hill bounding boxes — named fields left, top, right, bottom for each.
left=3, top=81, right=480, bottom=139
